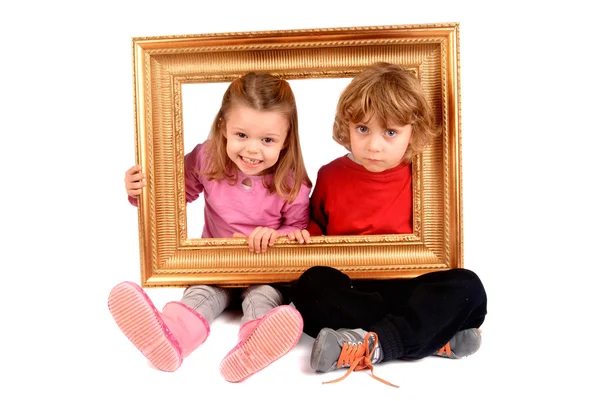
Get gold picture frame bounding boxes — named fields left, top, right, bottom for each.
left=133, top=22, right=462, bottom=287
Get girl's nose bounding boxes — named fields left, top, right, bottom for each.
left=246, top=141, right=260, bottom=154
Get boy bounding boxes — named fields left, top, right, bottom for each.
left=288, top=62, right=487, bottom=386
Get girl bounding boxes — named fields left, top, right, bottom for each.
left=110, top=72, right=312, bottom=383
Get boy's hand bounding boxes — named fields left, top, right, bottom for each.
left=287, top=229, right=311, bottom=244
left=125, top=165, right=146, bottom=197
left=248, top=227, right=280, bottom=253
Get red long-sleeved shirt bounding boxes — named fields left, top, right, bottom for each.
left=308, top=155, right=412, bottom=236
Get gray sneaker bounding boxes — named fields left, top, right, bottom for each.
left=434, top=328, right=482, bottom=359
left=310, top=328, right=382, bottom=372
left=310, top=328, right=398, bottom=387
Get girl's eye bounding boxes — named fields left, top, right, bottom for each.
left=357, top=125, right=369, bottom=133
left=263, top=138, right=274, bottom=144
left=385, top=130, right=397, bottom=137
left=235, top=132, right=247, bottom=138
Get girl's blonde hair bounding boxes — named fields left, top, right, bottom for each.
left=333, top=62, right=439, bottom=162
left=202, top=72, right=311, bottom=202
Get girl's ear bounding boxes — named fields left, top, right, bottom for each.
left=219, top=118, right=227, bottom=137
left=282, top=128, right=292, bottom=149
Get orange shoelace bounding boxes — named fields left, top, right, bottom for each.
left=322, top=332, right=399, bottom=388
left=436, top=342, right=452, bottom=357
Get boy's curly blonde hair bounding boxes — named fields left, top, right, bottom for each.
left=333, top=62, right=439, bottom=162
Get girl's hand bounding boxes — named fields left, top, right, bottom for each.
left=287, top=229, right=311, bottom=244
left=125, top=165, right=146, bottom=197
left=248, top=227, right=280, bottom=253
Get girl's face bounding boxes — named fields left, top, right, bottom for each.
left=223, top=104, right=289, bottom=176
left=348, top=115, right=412, bottom=173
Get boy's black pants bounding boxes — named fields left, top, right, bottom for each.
left=290, top=266, right=487, bottom=361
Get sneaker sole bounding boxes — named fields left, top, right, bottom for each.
left=220, top=306, right=303, bottom=382
left=108, top=281, right=182, bottom=372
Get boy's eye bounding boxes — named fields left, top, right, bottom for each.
left=357, top=125, right=369, bottom=133
left=385, top=130, right=397, bottom=137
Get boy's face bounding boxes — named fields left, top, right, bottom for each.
left=348, top=116, right=412, bottom=173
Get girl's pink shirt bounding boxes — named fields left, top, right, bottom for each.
left=129, top=142, right=310, bottom=238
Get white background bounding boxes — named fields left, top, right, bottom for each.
left=1, top=1, right=599, bottom=400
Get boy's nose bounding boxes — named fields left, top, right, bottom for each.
left=367, top=136, right=383, bottom=152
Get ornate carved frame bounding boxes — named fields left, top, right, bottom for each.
left=132, top=23, right=462, bottom=287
